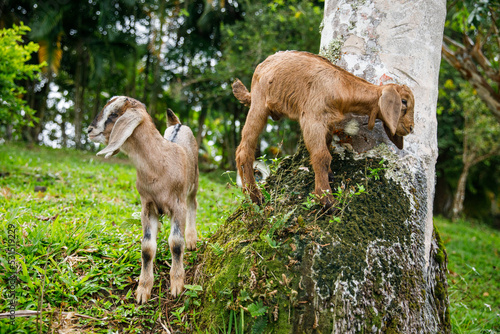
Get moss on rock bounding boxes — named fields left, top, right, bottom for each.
left=192, top=140, right=450, bottom=333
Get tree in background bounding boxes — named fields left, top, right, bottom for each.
left=0, top=23, right=44, bottom=140
left=0, top=0, right=322, bottom=162
left=450, top=82, right=500, bottom=220
left=434, top=0, right=500, bottom=222
left=442, top=0, right=500, bottom=123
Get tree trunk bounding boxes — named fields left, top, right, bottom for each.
left=142, top=46, right=151, bottom=105
left=451, top=148, right=499, bottom=220
left=32, top=70, right=53, bottom=144
left=196, top=104, right=209, bottom=149
left=451, top=162, right=470, bottom=221
left=74, top=43, right=87, bottom=150
left=148, top=57, right=160, bottom=123
left=61, top=120, right=67, bottom=148
left=191, top=0, right=450, bottom=333
left=320, top=0, right=444, bottom=266
left=91, top=82, right=102, bottom=122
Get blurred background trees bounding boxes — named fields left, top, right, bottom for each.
left=436, top=0, right=500, bottom=224
left=0, top=0, right=498, bottom=225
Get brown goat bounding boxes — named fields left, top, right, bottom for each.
left=87, top=96, right=199, bottom=303
left=233, top=51, right=415, bottom=208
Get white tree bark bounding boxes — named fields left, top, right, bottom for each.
left=320, top=0, right=445, bottom=267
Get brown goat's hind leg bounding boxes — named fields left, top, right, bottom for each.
left=301, top=120, right=336, bottom=210
left=236, top=101, right=269, bottom=204
left=136, top=207, right=158, bottom=304
left=169, top=206, right=186, bottom=297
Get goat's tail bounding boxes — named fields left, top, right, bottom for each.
left=232, top=79, right=251, bottom=107
left=166, top=108, right=181, bottom=127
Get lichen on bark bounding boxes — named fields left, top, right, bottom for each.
left=193, top=139, right=450, bottom=333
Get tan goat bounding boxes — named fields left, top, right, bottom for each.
left=233, top=51, right=415, bottom=209
left=87, top=96, right=199, bottom=303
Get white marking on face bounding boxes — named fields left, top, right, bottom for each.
left=95, top=96, right=128, bottom=132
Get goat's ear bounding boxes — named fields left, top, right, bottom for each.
left=378, top=86, right=402, bottom=136
left=97, top=109, right=144, bottom=158
left=383, top=124, right=404, bottom=149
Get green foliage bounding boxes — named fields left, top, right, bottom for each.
left=0, top=23, right=44, bottom=136
left=457, top=86, right=500, bottom=158
left=247, top=300, right=268, bottom=318
left=251, top=315, right=268, bottom=334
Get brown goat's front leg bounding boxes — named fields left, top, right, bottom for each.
left=325, top=130, right=335, bottom=182
left=168, top=204, right=187, bottom=297
left=136, top=205, right=159, bottom=304
left=301, top=119, right=336, bottom=210
left=236, top=103, right=269, bottom=204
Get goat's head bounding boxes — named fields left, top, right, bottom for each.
left=87, top=96, right=146, bottom=158
left=368, top=84, right=415, bottom=149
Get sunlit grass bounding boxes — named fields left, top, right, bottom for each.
left=435, top=216, right=500, bottom=333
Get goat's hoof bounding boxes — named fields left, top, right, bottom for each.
left=136, top=286, right=152, bottom=304
left=250, top=193, right=264, bottom=206
left=185, top=231, right=198, bottom=250
left=323, top=205, right=340, bottom=215
left=186, top=239, right=197, bottom=251
left=170, top=278, right=184, bottom=297
left=321, top=197, right=339, bottom=215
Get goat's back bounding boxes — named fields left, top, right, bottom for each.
left=165, top=124, right=198, bottom=163
left=164, top=124, right=199, bottom=191
left=252, top=51, right=374, bottom=120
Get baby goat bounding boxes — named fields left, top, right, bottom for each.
left=87, top=97, right=199, bottom=303
left=233, top=51, right=415, bottom=209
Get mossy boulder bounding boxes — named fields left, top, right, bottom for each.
left=193, top=141, right=450, bottom=333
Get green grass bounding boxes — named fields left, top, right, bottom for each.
left=435, top=216, right=500, bottom=333
left=0, top=143, right=498, bottom=333
left=0, top=143, right=241, bottom=333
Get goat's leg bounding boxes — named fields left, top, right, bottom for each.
left=236, top=100, right=269, bottom=204
left=136, top=205, right=159, bottom=304
left=301, top=119, right=336, bottom=209
left=185, top=188, right=198, bottom=250
left=325, top=130, right=335, bottom=182
left=169, top=206, right=187, bottom=297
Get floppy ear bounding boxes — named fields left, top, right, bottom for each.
left=383, top=124, right=404, bottom=149
left=97, top=109, right=144, bottom=158
left=378, top=86, right=402, bottom=136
